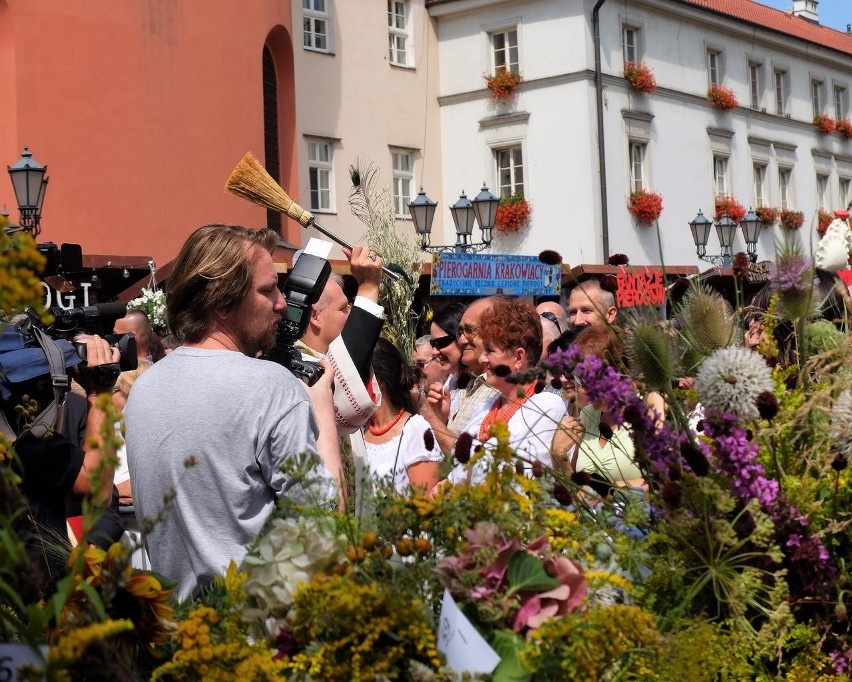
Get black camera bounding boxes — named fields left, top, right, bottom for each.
left=262, top=252, right=331, bottom=386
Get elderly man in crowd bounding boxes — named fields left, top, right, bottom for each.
left=114, top=309, right=164, bottom=362
left=126, top=224, right=339, bottom=601
left=567, top=278, right=618, bottom=328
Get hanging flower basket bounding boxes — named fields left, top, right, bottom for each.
left=714, top=196, right=746, bottom=224
left=813, top=114, right=836, bottom=135
left=627, top=188, right=663, bottom=225
left=707, top=84, right=738, bottom=111
left=779, top=208, right=805, bottom=231
left=754, top=206, right=778, bottom=226
left=816, top=209, right=834, bottom=236
left=128, top=287, right=169, bottom=335
left=484, top=69, right=523, bottom=101
left=622, top=61, right=657, bottom=94
left=495, top=193, right=531, bottom=232
left=835, top=118, right=852, bottom=139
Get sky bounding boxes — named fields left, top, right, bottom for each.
left=758, top=0, right=850, bottom=32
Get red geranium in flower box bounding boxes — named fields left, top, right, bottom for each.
left=754, top=206, right=778, bottom=226
left=484, top=69, right=523, bottom=101
left=714, top=196, right=746, bottom=224
left=835, top=118, right=852, bottom=139
left=816, top=209, right=834, bottom=236
left=495, top=193, right=531, bottom=232
left=623, top=61, right=657, bottom=94
left=707, top=84, right=738, bottom=111
left=779, top=209, right=805, bottom=231
left=813, top=114, right=836, bottom=135
left=627, top=188, right=663, bottom=226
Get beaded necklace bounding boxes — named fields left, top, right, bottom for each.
left=478, top=382, right=537, bottom=441
left=368, top=407, right=406, bottom=436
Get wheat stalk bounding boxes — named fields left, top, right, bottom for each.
left=225, top=152, right=314, bottom=227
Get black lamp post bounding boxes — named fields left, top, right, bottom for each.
left=7, top=146, right=48, bottom=238
left=689, top=207, right=756, bottom=268
left=739, top=207, right=763, bottom=263
left=410, top=183, right=499, bottom=254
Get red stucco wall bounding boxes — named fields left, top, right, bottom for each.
left=0, top=0, right=298, bottom=266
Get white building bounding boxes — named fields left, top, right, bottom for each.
left=427, top=0, right=852, bottom=267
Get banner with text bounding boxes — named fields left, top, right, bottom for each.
left=431, top=253, right=561, bottom=297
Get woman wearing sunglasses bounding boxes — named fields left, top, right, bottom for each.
left=446, top=298, right=567, bottom=485
left=428, top=302, right=467, bottom=418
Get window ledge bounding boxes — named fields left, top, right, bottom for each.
left=310, top=210, right=338, bottom=216
left=478, top=111, right=530, bottom=129
left=390, top=62, right=416, bottom=71
left=303, top=46, right=336, bottom=56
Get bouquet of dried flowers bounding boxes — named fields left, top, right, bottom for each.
left=714, top=195, right=746, bottom=223
left=623, top=61, right=657, bottom=94
left=814, top=114, right=836, bottom=135
left=495, top=192, right=531, bottom=232
left=627, top=188, right=663, bottom=225
left=484, top=69, right=522, bottom=101
left=779, top=208, right=805, bottom=230
left=755, top=206, right=778, bottom=226
left=836, top=118, right=852, bottom=139
left=707, top=84, right=738, bottom=111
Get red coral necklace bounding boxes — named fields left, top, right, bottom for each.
left=368, top=407, right=406, bottom=436
left=478, top=382, right=537, bottom=441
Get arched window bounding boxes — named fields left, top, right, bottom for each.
left=262, top=46, right=281, bottom=234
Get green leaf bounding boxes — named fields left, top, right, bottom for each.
left=491, top=629, right=531, bottom=682
left=506, top=552, right=560, bottom=594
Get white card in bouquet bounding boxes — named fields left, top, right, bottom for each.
left=436, top=589, right=501, bottom=674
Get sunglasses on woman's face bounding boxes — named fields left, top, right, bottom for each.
left=430, top=335, right=456, bottom=350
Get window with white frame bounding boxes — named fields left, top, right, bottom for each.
left=779, top=167, right=792, bottom=210
left=391, top=150, right=414, bottom=218
left=713, top=155, right=728, bottom=197
left=817, top=174, right=829, bottom=210
left=495, top=146, right=524, bottom=198
left=388, top=0, right=410, bottom=67
left=840, top=177, right=851, bottom=210
left=753, top=163, right=767, bottom=208
left=307, top=139, right=333, bottom=212
left=749, top=62, right=761, bottom=109
left=811, top=79, right=824, bottom=117
left=774, top=69, right=787, bottom=115
left=835, top=85, right=847, bottom=120
left=707, top=49, right=721, bottom=87
left=622, top=26, right=638, bottom=65
left=491, top=28, right=519, bottom=74
left=303, top=0, right=330, bottom=51
left=629, top=142, right=645, bottom=192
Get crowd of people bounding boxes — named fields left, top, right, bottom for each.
left=5, top=221, right=851, bottom=604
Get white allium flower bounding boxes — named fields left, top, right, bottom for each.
left=831, top=390, right=852, bottom=458
left=695, top=346, right=773, bottom=422
left=241, top=517, right=346, bottom=629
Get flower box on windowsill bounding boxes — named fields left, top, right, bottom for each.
left=714, top=196, right=746, bottom=224
left=779, top=209, right=805, bottom=231
left=627, top=188, right=663, bottom=226
left=707, top=84, right=738, bottom=111
left=484, top=70, right=523, bottom=101
left=816, top=209, right=834, bottom=236
left=495, top=193, right=531, bottom=233
left=813, top=114, right=836, bottom=135
left=834, top=118, right=852, bottom=139
left=623, top=61, right=657, bottom=94
left=754, top=206, right=778, bottom=226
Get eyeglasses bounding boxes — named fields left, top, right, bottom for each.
left=414, top=358, right=435, bottom=369
left=540, top=311, right=563, bottom=334
left=429, top=335, right=456, bottom=350
left=457, top=323, right=479, bottom=340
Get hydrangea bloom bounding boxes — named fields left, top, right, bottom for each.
left=695, top=347, right=773, bottom=422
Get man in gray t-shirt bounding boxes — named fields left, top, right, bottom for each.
left=125, top=224, right=337, bottom=601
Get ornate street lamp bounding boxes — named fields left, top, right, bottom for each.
left=7, top=146, right=48, bottom=237
left=739, top=207, right=763, bottom=262
left=688, top=208, right=743, bottom=268
left=410, top=183, right=498, bottom=254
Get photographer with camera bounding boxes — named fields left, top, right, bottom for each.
left=124, top=224, right=340, bottom=601
left=1, top=330, right=122, bottom=595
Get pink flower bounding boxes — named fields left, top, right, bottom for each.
left=512, top=554, right=587, bottom=632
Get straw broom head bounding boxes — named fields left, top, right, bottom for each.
left=225, top=152, right=314, bottom=227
